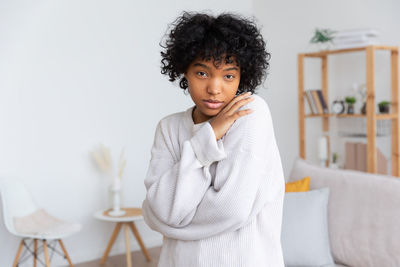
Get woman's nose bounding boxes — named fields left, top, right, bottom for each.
left=207, top=78, right=222, bottom=95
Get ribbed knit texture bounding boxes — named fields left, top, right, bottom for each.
left=142, top=94, right=285, bottom=267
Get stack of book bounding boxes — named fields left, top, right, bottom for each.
left=344, top=142, right=387, bottom=174
left=304, top=89, right=329, bottom=115
left=332, top=28, right=380, bottom=50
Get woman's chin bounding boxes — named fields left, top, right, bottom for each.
left=201, top=108, right=220, bottom=117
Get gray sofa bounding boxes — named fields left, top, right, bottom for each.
left=288, top=158, right=400, bottom=267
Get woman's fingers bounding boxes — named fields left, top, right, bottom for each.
left=233, top=108, right=253, bottom=119
left=209, top=92, right=254, bottom=140
left=222, top=92, right=252, bottom=113
left=226, top=95, right=254, bottom=116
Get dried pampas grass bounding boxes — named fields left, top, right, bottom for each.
left=91, top=143, right=127, bottom=180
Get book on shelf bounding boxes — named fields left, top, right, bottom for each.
left=333, top=35, right=377, bottom=44
left=311, top=90, right=324, bottom=114
left=316, top=90, right=329, bottom=113
left=305, top=91, right=317, bottom=114
left=334, top=28, right=380, bottom=39
left=304, top=89, right=329, bottom=115
left=332, top=28, right=380, bottom=50
left=333, top=40, right=380, bottom=50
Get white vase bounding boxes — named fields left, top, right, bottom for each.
left=108, top=177, right=126, bottom=216
left=330, top=163, right=339, bottom=169
left=315, top=42, right=332, bottom=51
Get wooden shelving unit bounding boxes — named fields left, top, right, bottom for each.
left=298, top=45, right=399, bottom=176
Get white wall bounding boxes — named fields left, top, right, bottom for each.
left=254, top=0, right=400, bottom=174
left=1, top=0, right=399, bottom=265
left=0, top=1, right=252, bottom=265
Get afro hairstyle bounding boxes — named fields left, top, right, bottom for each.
left=160, top=11, right=271, bottom=95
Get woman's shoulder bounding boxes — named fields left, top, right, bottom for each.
left=239, top=94, right=271, bottom=123
left=225, top=94, right=273, bottom=137
left=160, top=110, right=185, bottom=124
left=155, top=109, right=187, bottom=134
left=246, top=94, right=270, bottom=113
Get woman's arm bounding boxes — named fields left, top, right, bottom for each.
left=142, top=97, right=285, bottom=241
left=143, top=118, right=227, bottom=227
left=143, top=93, right=252, bottom=228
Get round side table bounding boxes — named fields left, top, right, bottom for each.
left=94, top=207, right=152, bottom=267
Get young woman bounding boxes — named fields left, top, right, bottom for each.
left=142, top=12, right=285, bottom=267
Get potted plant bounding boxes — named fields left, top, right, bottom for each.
left=310, top=28, right=336, bottom=51
left=331, top=152, right=339, bottom=169
left=345, top=96, right=356, bottom=114
left=378, top=101, right=391, bottom=113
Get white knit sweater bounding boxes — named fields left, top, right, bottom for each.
left=142, top=94, right=285, bottom=267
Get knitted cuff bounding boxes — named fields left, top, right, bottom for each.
left=190, top=122, right=227, bottom=167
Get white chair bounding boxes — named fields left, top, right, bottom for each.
left=0, top=178, right=81, bottom=267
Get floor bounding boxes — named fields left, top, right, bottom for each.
left=75, top=246, right=161, bottom=267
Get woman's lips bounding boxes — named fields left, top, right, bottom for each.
left=203, top=100, right=224, bottom=109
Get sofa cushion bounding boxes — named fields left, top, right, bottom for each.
left=289, top=158, right=400, bottom=267
left=281, top=188, right=334, bottom=267
left=285, top=176, right=310, bottom=192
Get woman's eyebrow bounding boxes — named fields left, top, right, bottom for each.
left=223, top=67, right=239, bottom=71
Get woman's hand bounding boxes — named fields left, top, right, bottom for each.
left=210, top=92, right=254, bottom=140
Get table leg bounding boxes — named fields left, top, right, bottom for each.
left=100, top=222, right=122, bottom=264
left=124, top=223, right=132, bottom=267
left=129, top=222, right=152, bottom=262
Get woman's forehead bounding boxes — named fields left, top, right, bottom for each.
left=191, top=55, right=239, bottom=68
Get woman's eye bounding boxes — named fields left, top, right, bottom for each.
left=225, top=74, right=235, bottom=79
left=197, top=71, right=207, bottom=77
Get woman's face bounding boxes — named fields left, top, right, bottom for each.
left=184, top=57, right=241, bottom=124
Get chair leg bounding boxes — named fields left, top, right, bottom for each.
left=43, top=240, right=51, bottom=267
left=13, top=239, right=25, bottom=267
left=124, top=224, right=132, bottom=267
left=34, top=239, right=38, bottom=267
left=58, top=239, right=74, bottom=267
left=100, top=222, right=122, bottom=264
left=128, top=222, right=152, bottom=262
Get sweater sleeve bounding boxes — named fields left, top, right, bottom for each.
left=142, top=119, right=227, bottom=228
left=142, top=98, right=285, bottom=241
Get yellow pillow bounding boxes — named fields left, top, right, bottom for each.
left=285, top=176, right=310, bottom=192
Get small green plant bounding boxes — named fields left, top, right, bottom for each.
left=332, top=153, right=338, bottom=164
left=310, top=28, right=336, bottom=44
left=378, top=100, right=391, bottom=113
left=378, top=101, right=391, bottom=108
left=345, top=96, right=356, bottom=104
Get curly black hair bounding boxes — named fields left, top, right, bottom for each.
left=160, top=11, right=271, bottom=95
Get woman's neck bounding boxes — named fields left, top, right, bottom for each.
left=192, top=106, right=212, bottom=124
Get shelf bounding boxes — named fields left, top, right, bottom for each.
left=338, top=132, right=390, bottom=138
left=305, top=113, right=398, bottom=120
left=301, top=45, right=398, bottom=58
left=305, top=114, right=335, bottom=118
left=298, top=44, right=399, bottom=175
